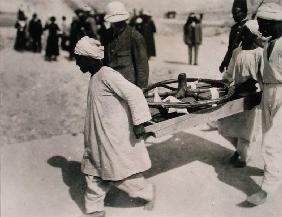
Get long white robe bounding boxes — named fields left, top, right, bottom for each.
left=261, top=37, right=282, bottom=193
left=81, top=66, right=152, bottom=181
left=219, top=47, right=263, bottom=141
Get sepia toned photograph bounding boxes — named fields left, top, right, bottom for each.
left=1, top=0, right=282, bottom=216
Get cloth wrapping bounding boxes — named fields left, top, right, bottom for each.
left=245, top=20, right=261, bottom=37
left=257, top=2, right=282, bottom=21
left=74, top=36, right=104, bottom=59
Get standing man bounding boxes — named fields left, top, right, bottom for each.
left=29, top=13, right=43, bottom=52
left=44, top=16, right=60, bottom=61
left=102, top=1, right=149, bottom=89
left=183, top=12, right=202, bottom=65
left=247, top=2, right=282, bottom=206
left=74, top=36, right=155, bottom=217
left=139, top=10, right=157, bottom=59
left=14, top=14, right=27, bottom=51
left=219, top=0, right=248, bottom=73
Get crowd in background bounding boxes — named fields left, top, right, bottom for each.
left=13, top=6, right=157, bottom=62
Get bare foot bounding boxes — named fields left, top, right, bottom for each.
left=144, top=184, right=156, bottom=211
left=246, top=189, right=267, bottom=206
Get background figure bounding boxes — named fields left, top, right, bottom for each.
left=69, top=16, right=79, bottom=59
left=44, top=16, right=60, bottom=61
left=14, top=15, right=27, bottom=51
left=103, top=1, right=149, bottom=89
left=139, top=11, right=157, bottom=59
left=219, top=1, right=248, bottom=72
left=183, top=12, right=202, bottom=65
left=60, top=16, right=69, bottom=51
left=84, top=9, right=99, bottom=39
left=97, top=17, right=109, bottom=45
left=28, top=13, right=43, bottom=52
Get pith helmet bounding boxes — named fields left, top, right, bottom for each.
left=104, top=1, right=130, bottom=23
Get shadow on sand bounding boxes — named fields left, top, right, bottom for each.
left=164, top=60, right=189, bottom=65
left=47, top=131, right=263, bottom=210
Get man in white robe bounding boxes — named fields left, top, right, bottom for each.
left=246, top=2, right=282, bottom=206
left=219, top=20, right=263, bottom=168
left=74, top=36, right=155, bottom=217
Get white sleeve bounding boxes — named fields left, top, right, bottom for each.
left=103, top=69, right=152, bottom=125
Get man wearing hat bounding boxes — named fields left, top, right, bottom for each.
left=102, top=1, right=149, bottom=89
left=246, top=2, right=282, bottom=206
left=74, top=36, right=155, bottom=217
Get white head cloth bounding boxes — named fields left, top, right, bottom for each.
left=257, top=2, right=282, bottom=21
left=74, top=36, right=104, bottom=59
left=245, top=20, right=261, bottom=37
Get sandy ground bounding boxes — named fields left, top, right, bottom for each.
left=0, top=23, right=227, bottom=145
left=2, top=128, right=282, bottom=217
left=1, top=25, right=282, bottom=217
left=1, top=1, right=282, bottom=216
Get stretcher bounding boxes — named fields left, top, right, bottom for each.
left=143, top=73, right=261, bottom=137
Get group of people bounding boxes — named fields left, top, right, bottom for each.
left=14, top=10, right=43, bottom=52
left=13, top=4, right=157, bottom=63
left=13, top=7, right=100, bottom=61
left=73, top=1, right=282, bottom=216
left=218, top=0, right=282, bottom=207
left=71, top=1, right=282, bottom=216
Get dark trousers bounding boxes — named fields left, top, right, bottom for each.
left=188, top=45, right=199, bottom=65
left=31, top=36, right=42, bottom=52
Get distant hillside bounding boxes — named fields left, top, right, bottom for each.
left=0, top=0, right=234, bottom=18
left=83, top=0, right=234, bottom=17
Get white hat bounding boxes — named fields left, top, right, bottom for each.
left=257, top=2, right=282, bottom=21
left=104, top=1, right=130, bottom=23
left=245, top=20, right=261, bottom=37
left=74, top=36, right=104, bottom=59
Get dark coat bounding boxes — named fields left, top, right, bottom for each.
left=140, top=17, right=156, bottom=58
left=103, top=25, right=149, bottom=88
left=183, top=22, right=202, bottom=46
left=14, top=20, right=27, bottom=51
left=220, top=19, right=247, bottom=70
left=29, top=19, right=43, bottom=38
left=44, top=22, right=60, bottom=56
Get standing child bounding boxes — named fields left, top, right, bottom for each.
left=218, top=20, right=264, bottom=168
left=74, top=36, right=155, bottom=217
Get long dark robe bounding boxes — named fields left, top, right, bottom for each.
left=45, top=22, right=60, bottom=57
left=14, top=20, right=27, bottom=51
left=140, top=17, right=156, bottom=58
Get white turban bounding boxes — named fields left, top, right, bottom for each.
left=257, top=2, right=282, bottom=21
left=74, top=36, right=104, bottom=59
left=245, top=20, right=261, bottom=37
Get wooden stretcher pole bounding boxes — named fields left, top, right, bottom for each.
left=144, top=93, right=261, bottom=138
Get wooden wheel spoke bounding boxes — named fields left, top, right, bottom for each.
left=158, top=84, right=178, bottom=91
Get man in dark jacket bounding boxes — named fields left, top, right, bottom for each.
left=28, top=13, right=43, bottom=52
left=219, top=0, right=248, bottom=73
left=102, top=1, right=149, bottom=89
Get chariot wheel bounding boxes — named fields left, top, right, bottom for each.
left=143, top=73, right=234, bottom=112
